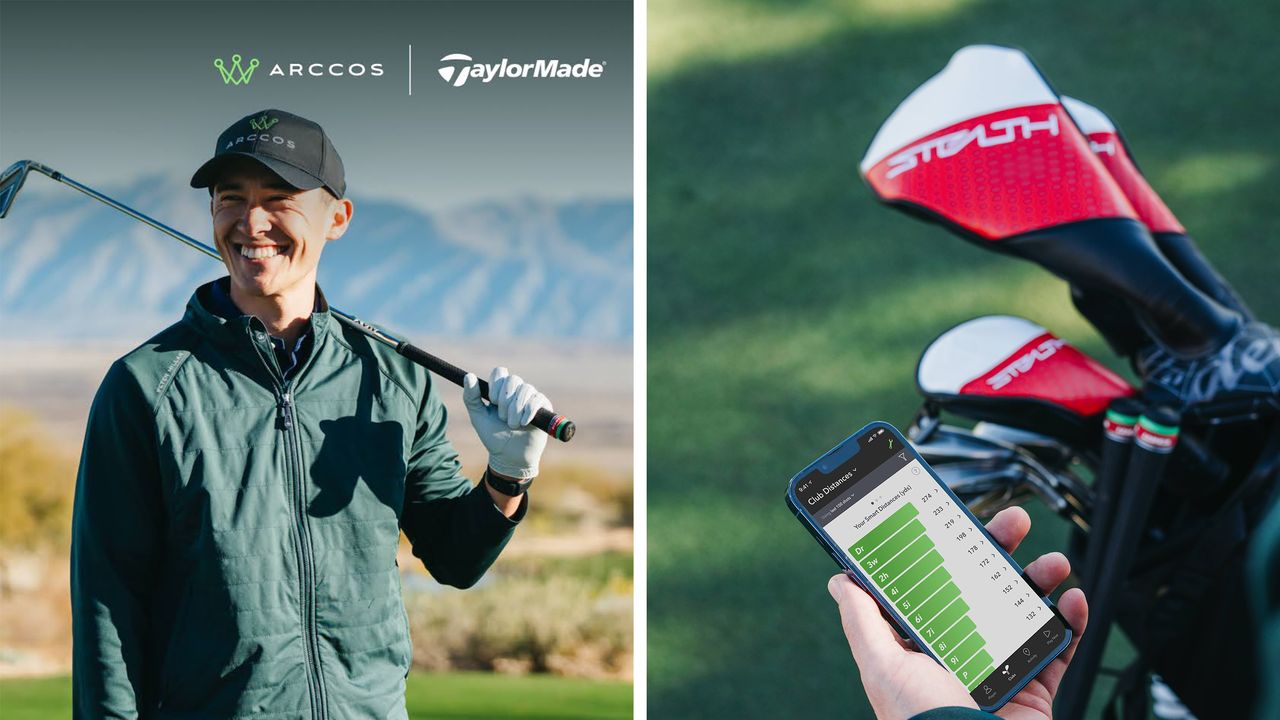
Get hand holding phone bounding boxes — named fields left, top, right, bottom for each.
left=829, top=506, right=1088, bottom=720
left=787, top=422, right=1088, bottom=714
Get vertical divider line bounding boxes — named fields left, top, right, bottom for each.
left=409, top=44, right=413, bottom=96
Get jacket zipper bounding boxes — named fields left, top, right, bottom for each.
left=279, top=390, right=328, bottom=720
left=255, top=336, right=328, bottom=720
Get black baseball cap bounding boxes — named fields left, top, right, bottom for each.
left=190, top=109, right=346, bottom=198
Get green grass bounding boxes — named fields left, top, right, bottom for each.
left=647, top=0, right=1279, bottom=717
left=0, top=672, right=632, bottom=720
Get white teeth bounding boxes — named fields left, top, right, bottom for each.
left=240, top=245, right=283, bottom=259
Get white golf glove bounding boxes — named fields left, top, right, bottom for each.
left=462, top=367, right=551, bottom=480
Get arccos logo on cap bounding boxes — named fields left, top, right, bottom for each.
left=224, top=114, right=296, bottom=151
left=437, top=53, right=606, bottom=88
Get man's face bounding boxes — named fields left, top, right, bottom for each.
left=210, top=158, right=352, bottom=299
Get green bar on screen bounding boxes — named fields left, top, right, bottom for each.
left=921, top=597, right=969, bottom=644
left=848, top=503, right=920, bottom=562
left=912, top=581, right=961, bottom=627
left=884, top=549, right=943, bottom=604
left=873, top=532, right=933, bottom=587
left=860, top=518, right=926, bottom=575
left=959, top=651, right=993, bottom=692
left=896, top=562, right=950, bottom=614
left=933, top=616, right=976, bottom=655
left=945, top=630, right=986, bottom=671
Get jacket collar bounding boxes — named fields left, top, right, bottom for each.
left=182, top=277, right=335, bottom=362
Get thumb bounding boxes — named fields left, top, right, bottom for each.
left=462, top=373, right=485, bottom=412
left=828, top=573, right=904, bottom=666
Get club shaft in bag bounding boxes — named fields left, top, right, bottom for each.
left=1080, top=399, right=1142, bottom=592
left=0, top=160, right=575, bottom=441
left=1055, top=408, right=1179, bottom=720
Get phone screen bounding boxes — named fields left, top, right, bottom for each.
left=793, top=424, right=1069, bottom=706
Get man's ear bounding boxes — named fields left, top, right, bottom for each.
left=326, top=197, right=354, bottom=241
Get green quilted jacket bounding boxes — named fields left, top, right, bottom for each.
left=71, top=280, right=523, bottom=719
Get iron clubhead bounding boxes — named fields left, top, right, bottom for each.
left=0, top=160, right=32, bottom=219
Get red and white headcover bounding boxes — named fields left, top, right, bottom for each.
left=861, top=46, right=1139, bottom=241
left=917, top=316, right=1134, bottom=416
left=1061, top=96, right=1186, bottom=234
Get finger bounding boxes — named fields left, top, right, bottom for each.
left=489, top=366, right=510, bottom=386
left=518, top=390, right=547, bottom=427
left=1023, top=551, right=1071, bottom=597
left=1055, top=587, right=1089, bottom=664
left=500, top=374, right=524, bottom=426
left=1030, top=587, right=1089, bottom=693
left=507, top=382, right=534, bottom=429
left=827, top=573, right=905, bottom=666
left=462, top=373, right=484, bottom=410
left=984, top=506, right=1031, bottom=554
left=490, top=367, right=511, bottom=420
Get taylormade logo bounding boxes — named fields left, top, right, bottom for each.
left=987, top=337, right=1066, bottom=390
left=437, top=53, right=606, bottom=87
left=886, top=113, right=1060, bottom=179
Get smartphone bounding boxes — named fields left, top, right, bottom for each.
left=785, top=420, right=1071, bottom=711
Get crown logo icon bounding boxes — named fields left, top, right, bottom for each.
left=214, top=54, right=260, bottom=86
left=249, top=115, right=279, bottom=131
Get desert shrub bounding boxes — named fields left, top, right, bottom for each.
left=405, top=573, right=632, bottom=680
left=0, top=408, right=76, bottom=657
left=0, top=408, right=75, bottom=553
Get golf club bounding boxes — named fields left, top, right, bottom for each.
left=971, top=422, right=1079, bottom=468
left=0, top=159, right=575, bottom=442
left=910, top=420, right=1089, bottom=530
left=1056, top=408, right=1181, bottom=720
left=1078, top=399, right=1140, bottom=589
left=1062, top=95, right=1254, bottom=321
left=927, top=461, right=1034, bottom=516
left=861, top=45, right=1240, bottom=359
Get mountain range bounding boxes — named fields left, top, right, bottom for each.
left=0, top=173, right=632, bottom=342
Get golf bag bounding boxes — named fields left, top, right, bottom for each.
left=864, top=45, right=1280, bottom=719
left=913, top=315, right=1278, bottom=719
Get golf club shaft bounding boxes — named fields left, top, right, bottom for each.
left=3, top=161, right=574, bottom=442
left=1056, top=408, right=1179, bottom=720
left=1080, top=399, right=1142, bottom=592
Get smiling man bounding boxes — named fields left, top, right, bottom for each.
left=70, top=109, right=552, bottom=718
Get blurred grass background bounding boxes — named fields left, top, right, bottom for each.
left=0, top=672, right=632, bottom=720
left=647, top=0, right=1279, bottom=717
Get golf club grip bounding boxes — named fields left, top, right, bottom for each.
left=394, top=341, right=575, bottom=442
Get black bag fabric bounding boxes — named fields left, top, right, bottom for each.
left=1105, top=424, right=1280, bottom=720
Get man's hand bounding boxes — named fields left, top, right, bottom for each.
left=827, top=506, right=1089, bottom=720
left=462, top=367, right=551, bottom=481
